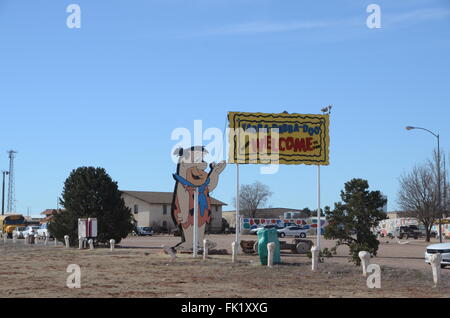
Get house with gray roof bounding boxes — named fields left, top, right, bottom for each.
left=121, top=190, right=227, bottom=233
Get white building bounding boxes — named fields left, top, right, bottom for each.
left=121, top=190, right=226, bottom=233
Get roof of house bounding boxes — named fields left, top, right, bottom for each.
left=40, top=209, right=58, bottom=216
left=223, top=207, right=306, bottom=219
left=121, top=190, right=227, bottom=206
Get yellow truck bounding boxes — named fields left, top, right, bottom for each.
left=0, top=214, right=26, bottom=238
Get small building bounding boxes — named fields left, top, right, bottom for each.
left=24, top=217, right=44, bottom=225
left=386, top=211, right=406, bottom=219
left=121, top=190, right=227, bottom=233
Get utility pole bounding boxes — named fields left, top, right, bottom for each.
left=443, top=155, right=448, bottom=219
left=6, top=150, right=17, bottom=213
left=437, top=135, right=442, bottom=242
left=1, top=170, right=8, bottom=215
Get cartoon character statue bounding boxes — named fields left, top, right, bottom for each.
left=171, top=146, right=226, bottom=250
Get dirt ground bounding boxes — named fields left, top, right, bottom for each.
left=1, top=234, right=449, bottom=298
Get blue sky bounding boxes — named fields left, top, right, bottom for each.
left=0, top=0, right=449, bottom=217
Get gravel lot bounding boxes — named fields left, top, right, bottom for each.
left=0, top=234, right=449, bottom=298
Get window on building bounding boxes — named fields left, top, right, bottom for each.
left=134, top=204, right=139, bottom=214
left=215, top=206, right=219, bottom=212
left=162, top=221, right=167, bottom=230
left=163, top=204, right=167, bottom=215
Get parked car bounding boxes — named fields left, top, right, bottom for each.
left=277, top=226, right=309, bottom=238
left=397, top=225, right=420, bottom=239
left=23, top=226, right=40, bottom=238
left=249, top=224, right=280, bottom=235
left=132, top=226, right=154, bottom=236
left=417, top=225, right=437, bottom=238
left=425, top=242, right=450, bottom=268
left=37, top=223, right=53, bottom=239
left=12, top=226, right=27, bottom=239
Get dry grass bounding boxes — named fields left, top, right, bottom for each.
left=0, top=241, right=449, bottom=298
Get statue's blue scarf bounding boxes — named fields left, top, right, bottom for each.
left=173, top=174, right=210, bottom=217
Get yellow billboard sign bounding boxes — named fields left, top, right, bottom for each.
left=228, top=112, right=329, bottom=165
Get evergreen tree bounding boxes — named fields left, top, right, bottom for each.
left=49, top=167, right=134, bottom=246
left=324, top=178, right=387, bottom=265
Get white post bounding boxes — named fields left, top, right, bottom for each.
left=44, top=233, right=49, bottom=246
left=430, top=254, right=442, bottom=287
left=78, top=238, right=83, bottom=249
left=317, top=165, right=321, bottom=250
left=235, top=164, right=240, bottom=254
left=24, top=234, right=28, bottom=245
left=231, top=241, right=237, bottom=263
left=3, top=235, right=6, bottom=245
left=193, top=188, right=199, bottom=257
left=267, top=242, right=275, bottom=268
left=64, top=235, right=69, bottom=248
left=55, top=237, right=58, bottom=246
left=88, top=239, right=94, bottom=250
left=203, top=239, right=208, bottom=260
left=358, top=251, right=371, bottom=276
left=12, top=233, right=17, bottom=244
left=110, top=239, right=115, bottom=252
left=311, top=246, right=319, bottom=271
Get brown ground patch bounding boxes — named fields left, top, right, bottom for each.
left=0, top=235, right=449, bottom=298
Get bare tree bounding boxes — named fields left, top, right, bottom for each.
left=397, top=150, right=449, bottom=242
left=233, top=181, right=272, bottom=218
left=427, top=150, right=450, bottom=236
left=397, top=165, right=438, bottom=242
left=442, top=154, right=449, bottom=219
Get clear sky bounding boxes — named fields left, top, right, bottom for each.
left=0, top=0, right=449, bottom=217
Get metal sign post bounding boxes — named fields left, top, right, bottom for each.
left=317, top=165, right=321, bottom=250
left=235, top=164, right=240, bottom=253
left=193, top=187, right=199, bottom=257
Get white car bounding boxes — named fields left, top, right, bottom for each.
left=249, top=225, right=280, bottom=235
left=23, top=226, right=40, bottom=238
left=37, top=223, right=53, bottom=238
left=12, top=226, right=28, bottom=239
left=277, top=226, right=309, bottom=238
left=425, top=243, right=450, bottom=268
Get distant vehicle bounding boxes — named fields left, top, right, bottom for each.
left=132, top=226, right=153, bottom=236
left=418, top=225, right=437, bottom=238
left=397, top=225, right=420, bottom=240
left=0, top=214, right=26, bottom=238
left=249, top=224, right=280, bottom=235
left=226, top=227, right=236, bottom=234
left=37, top=223, right=53, bottom=239
left=425, top=243, right=450, bottom=268
left=277, top=226, right=309, bottom=238
left=12, top=226, right=27, bottom=239
left=23, top=226, right=40, bottom=238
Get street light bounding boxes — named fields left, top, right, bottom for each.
left=1, top=170, right=9, bottom=215
left=406, top=126, right=442, bottom=243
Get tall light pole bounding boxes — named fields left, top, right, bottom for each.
left=406, top=126, right=442, bottom=243
left=1, top=171, right=8, bottom=215
left=317, top=105, right=332, bottom=249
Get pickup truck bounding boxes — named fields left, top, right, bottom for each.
left=397, top=225, right=420, bottom=239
